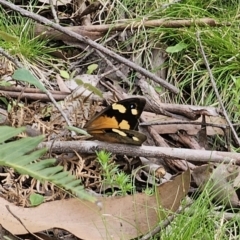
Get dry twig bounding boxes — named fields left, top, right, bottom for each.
left=0, top=47, right=22, bottom=68
left=0, top=87, right=69, bottom=101
left=35, top=17, right=221, bottom=35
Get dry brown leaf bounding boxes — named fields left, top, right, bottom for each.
left=142, top=112, right=226, bottom=136
left=0, top=169, right=190, bottom=239
left=192, top=164, right=240, bottom=208
left=56, top=74, right=71, bottom=93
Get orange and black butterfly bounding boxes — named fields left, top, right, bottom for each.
left=84, top=98, right=147, bottom=145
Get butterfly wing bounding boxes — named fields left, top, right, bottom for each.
left=84, top=98, right=146, bottom=131
left=84, top=98, right=146, bottom=145
left=88, top=129, right=147, bottom=146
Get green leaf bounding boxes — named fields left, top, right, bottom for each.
left=75, top=78, right=103, bottom=98
left=75, top=79, right=84, bottom=85
left=0, top=96, right=9, bottom=106
left=67, top=126, right=90, bottom=136
left=84, top=83, right=103, bottom=98
left=12, top=68, right=46, bottom=92
left=0, top=81, right=12, bottom=87
left=166, top=42, right=188, bottom=53
left=29, top=193, right=44, bottom=206
left=0, top=30, right=18, bottom=43
left=155, top=86, right=162, bottom=93
left=0, top=126, right=25, bottom=143
left=60, top=70, right=70, bottom=79
left=0, top=126, right=97, bottom=203
left=87, top=64, right=98, bottom=74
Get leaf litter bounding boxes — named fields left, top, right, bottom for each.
left=0, top=169, right=190, bottom=240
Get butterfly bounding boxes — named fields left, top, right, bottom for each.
left=84, top=98, right=147, bottom=145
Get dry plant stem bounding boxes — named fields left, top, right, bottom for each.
left=82, top=18, right=220, bottom=31
left=0, top=47, right=23, bottom=68
left=36, top=24, right=105, bottom=41
left=36, top=17, right=220, bottom=34
left=147, top=126, right=169, bottom=147
left=0, top=0, right=179, bottom=94
left=49, top=0, right=59, bottom=24
left=39, top=140, right=240, bottom=164
left=196, top=32, right=240, bottom=147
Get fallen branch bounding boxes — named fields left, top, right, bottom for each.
left=0, top=86, right=68, bottom=95
left=39, top=140, right=240, bottom=164
left=35, top=18, right=221, bottom=39
left=0, top=90, right=68, bottom=101
left=0, top=87, right=69, bottom=101
left=0, top=0, right=179, bottom=94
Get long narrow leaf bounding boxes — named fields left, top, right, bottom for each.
left=13, top=149, right=47, bottom=166
left=13, top=68, right=46, bottom=92
left=0, top=126, right=25, bottom=143
left=37, top=166, right=63, bottom=176
left=47, top=171, right=69, bottom=180
left=0, top=136, right=44, bottom=161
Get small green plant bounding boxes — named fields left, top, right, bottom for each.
left=0, top=5, right=56, bottom=69
left=29, top=193, right=44, bottom=206
left=86, top=63, right=98, bottom=74
left=96, top=150, right=135, bottom=195
left=159, top=176, right=239, bottom=240
left=144, top=186, right=154, bottom=196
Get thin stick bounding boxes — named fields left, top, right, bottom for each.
left=5, top=205, right=43, bottom=240
left=0, top=90, right=68, bottom=101
left=0, top=47, right=22, bottom=68
left=0, top=0, right=179, bottom=94
left=0, top=86, right=69, bottom=95
left=140, top=120, right=228, bottom=129
left=36, top=18, right=220, bottom=34
left=196, top=32, right=240, bottom=147
left=49, top=0, right=59, bottom=24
